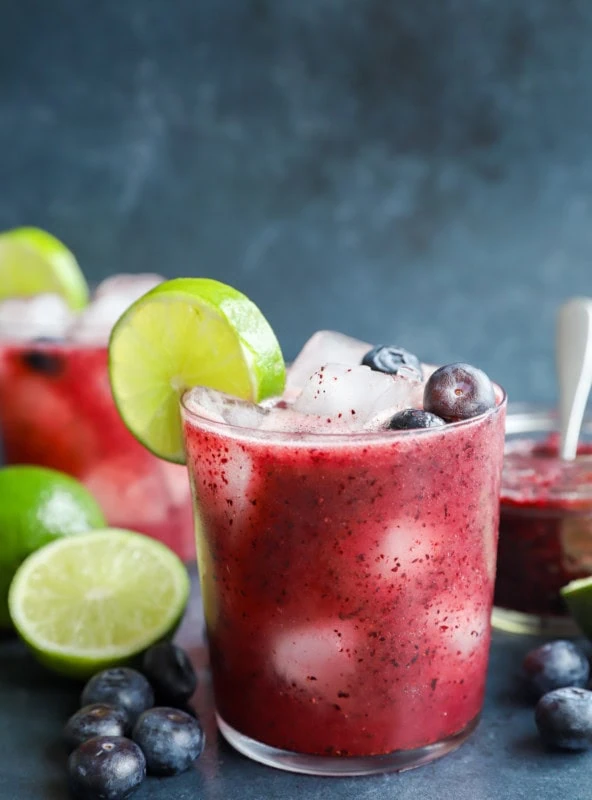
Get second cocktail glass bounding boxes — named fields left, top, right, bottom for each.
left=0, top=339, right=195, bottom=562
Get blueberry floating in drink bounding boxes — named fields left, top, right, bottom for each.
left=21, top=348, right=65, bottom=376
left=424, top=362, right=496, bottom=421
left=387, top=409, right=445, bottom=430
left=361, top=345, right=423, bottom=380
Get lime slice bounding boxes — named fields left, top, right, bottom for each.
left=0, top=466, right=106, bottom=629
left=8, top=528, right=190, bottom=678
left=109, top=277, right=285, bottom=463
left=560, top=577, right=592, bottom=638
left=0, top=226, right=89, bottom=309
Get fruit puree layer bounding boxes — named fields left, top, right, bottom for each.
left=182, top=397, right=506, bottom=757
left=496, top=439, right=592, bottom=617
left=0, top=341, right=195, bottom=561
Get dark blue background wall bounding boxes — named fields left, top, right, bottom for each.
left=3, top=0, right=592, bottom=403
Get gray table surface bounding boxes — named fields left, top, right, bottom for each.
left=0, top=568, right=585, bottom=800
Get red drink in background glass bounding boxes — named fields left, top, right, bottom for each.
left=181, top=385, right=506, bottom=774
left=493, top=406, right=592, bottom=636
left=0, top=340, right=195, bottom=562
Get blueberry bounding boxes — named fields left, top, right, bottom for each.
left=141, top=642, right=197, bottom=706
left=21, top=348, right=64, bottom=376
left=68, top=736, right=146, bottom=799
left=423, top=363, right=496, bottom=421
left=535, top=687, right=592, bottom=751
left=361, top=345, right=423, bottom=379
left=81, top=669, right=154, bottom=727
left=64, top=704, right=128, bottom=751
left=523, top=640, right=590, bottom=699
left=387, top=408, right=446, bottom=430
left=132, top=707, right=205, bottom=776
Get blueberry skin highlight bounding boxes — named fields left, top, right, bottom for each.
left=67, top=736, right=146, bottom=800
left=64, top=704, right=128, bottom=751
left=81, top=668, right=155, bottom=727
left=423, top=362, right=496, bottom=421
left=361, top=345, right=423, bottom=379
left=387, top=409, right=445, bottom=430
left=141, top=642, right=197, bottom=706
left=132, top=706, right=205, bottom=776
left=535, top=688, right=592, bottom=751
left=523, top=640, right=590, bottom=699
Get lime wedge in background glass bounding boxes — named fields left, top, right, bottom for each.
left=0, top=465, right=106, bottom=628
left=8, top=528, right=190, bottom=679
left=0, top=226, right=89, bottom=309
left=560, top=577, right=592, bottom=638
left=109, top=277, right=285, bottom=463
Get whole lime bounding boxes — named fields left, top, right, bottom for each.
left=0, top=465, right=105, bottom=627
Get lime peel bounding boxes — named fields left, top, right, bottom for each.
left=8, top=528, right=190, bottom=679
left=109, top=278, right=285, bottom=464
left=0, top=226, right=89, bottom=310
left=560, top=576, right=592, bottom=638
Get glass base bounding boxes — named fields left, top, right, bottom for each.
left=492, top=605, right=579, bottom=637
left=216, top=712, right=480, bottom=776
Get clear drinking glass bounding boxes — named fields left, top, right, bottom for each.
left=493, top=405, right=592, bottom=636
left=0, top=338, right=195, bottom=561
left=181, top=387, right=507, bottom=775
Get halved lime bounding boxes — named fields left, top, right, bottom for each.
left=108, top=278, right=285, bottom=463
left=561, top=577, right=592, bottom=638
left=0, top=226, right=89, bottom=309
left=9, top=528, right=190, bottom=678
left=0, top=465, right=106, bottom=628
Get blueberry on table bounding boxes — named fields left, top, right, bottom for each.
left=64, top=704, right=128, bottom=751
left=141, top=642, right=197, bottom=706
left=423, top=363, right=496, bottom=421
left=132, top=706, right=205, bottom=776
left=535, top=687, right=592, bottom=751
left=81, top=669, right=154, bottom=727
left=361, top=345, right=423, bottom=379
left=387, top=408, right=446, bottom=430
left=68, top=736, right=146, bottom=799
left=523, top=640, right=590, bottom=699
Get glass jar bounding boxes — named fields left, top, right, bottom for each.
left=492, top=405, right=592, bottom=636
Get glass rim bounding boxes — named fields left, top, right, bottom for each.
left=505, top=403, right=592, bottom=436
left=180, top=384, right=507, bottom=445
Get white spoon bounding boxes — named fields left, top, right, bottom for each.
left=556, top=297, right=592, bottom=461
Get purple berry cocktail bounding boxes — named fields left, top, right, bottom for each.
left=106, top=279, right=507, bottom=776
left=182, top=334, right=506, bottom=774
